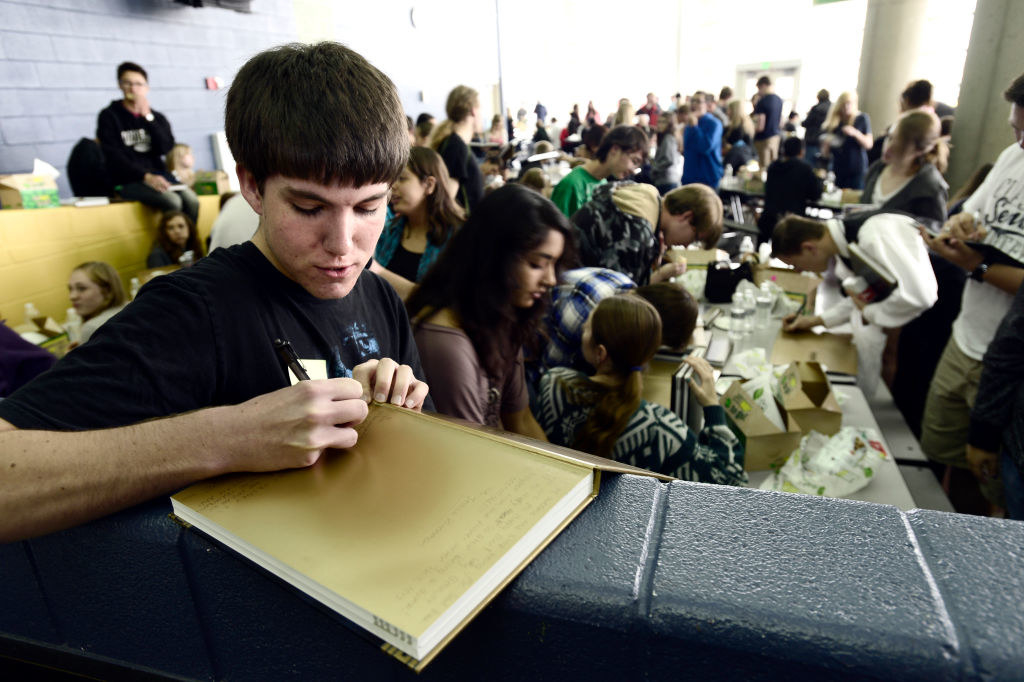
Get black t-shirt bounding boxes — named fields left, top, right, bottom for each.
left=387, top=242, right=423, bottom=283
left=0, top=243, right=429, bottom=430
left=438, top=133, right=483, bottom=213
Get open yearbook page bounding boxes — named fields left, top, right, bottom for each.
left=171, top=404, right=666, bottom=669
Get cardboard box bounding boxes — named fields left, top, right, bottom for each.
left=721, top=379, right=802, bottom=471
left=192, top=170, right=231, bottom=195
left=778, top=362, right=842, bottom=436
left=0, top=174, right=60, bottom=209
left=771, top=331, right=858, bottom=377
left=754, top=265, right=821, bottom=312
left=24, top=316, right=65, bottom=338
left=666, top=248, right=727, bottom=268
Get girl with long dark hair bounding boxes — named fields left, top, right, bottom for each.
left=406, top=183, right=576, bottom=437
left=147, top=211, right=204, bottom=267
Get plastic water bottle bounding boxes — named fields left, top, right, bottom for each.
left=755, top=282, right=773, bottom=329
left=64, top=307, right=82, bottom=344
left=739, top=235, right=755, bottom=257
left=130, top=277, right=141, bottom=300
left=730, top=292, right=746, bottom=341
left=742, top=289, right=756, bottom=333
left=825, top=171, right=836, bottom=194
left=24, top=302, right=40, bottom=325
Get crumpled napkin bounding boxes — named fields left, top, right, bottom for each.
left=759, top=427, right=889, bottom=497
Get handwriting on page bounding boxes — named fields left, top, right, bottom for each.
left=392, top=474, right=555, bottom=623
left=185, top=476, right=274, bottom=514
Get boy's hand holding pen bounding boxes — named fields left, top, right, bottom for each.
left=782, top=299, right=823, bottom=333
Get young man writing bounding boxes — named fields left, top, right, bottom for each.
left=0, top=43, right=429, bottom=543
left=572, top=182, right=723, bottom=286
left=773, top=212, right=937, bottom=334
left=550, top=125, right=649, bottom=218
left=917, top=72, right=1024, bottom=511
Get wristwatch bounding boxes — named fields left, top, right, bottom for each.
left=970, top=261, right=990, bottom=282
left=144, top=112, right=155, bottom=122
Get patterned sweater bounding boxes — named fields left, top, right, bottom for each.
left=536, top=367, right=747, bottom=486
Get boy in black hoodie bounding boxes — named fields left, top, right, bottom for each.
left=96, top=61, right=198, bottom=222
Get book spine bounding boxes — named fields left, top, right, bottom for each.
left=371, top=615, right=415, bottom=649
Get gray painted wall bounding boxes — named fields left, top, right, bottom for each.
left=0, top=0, right=297, bottom=197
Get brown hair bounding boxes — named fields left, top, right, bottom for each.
left=890, top=110, right=948, bottom=173
left=900, top=79, right=933, bottom=111
left=405, top=146, right=465, bottom=245
left=519, top=167, right=550, bottom=194
left=771, top=215, right=826, bottom=257
left=1005, top=72, right=1024, bottom=107
left=663, top=184, right=724, bottom=248
left=156, top=211, right=204, bottom=263
left=633, top=282, right=698, bottom=349
left=596, top=124, right=649, bottom=162
left=570, top=294, right=662, bottom=459
left=445, top=85, right=479, bottom=123
left=71, top=261, right=127, bottom=317
left=225, top=42, right=407, bottom=190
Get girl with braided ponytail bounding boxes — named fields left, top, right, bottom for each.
left=535, top=294, right=746, bottom=485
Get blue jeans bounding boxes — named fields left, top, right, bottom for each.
left=1001, top=451, right=1024, bottom=521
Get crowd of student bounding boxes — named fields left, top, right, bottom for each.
left=769, top=74, right=1024, bottom=521
left=1, top=43, right=1023, bottom=547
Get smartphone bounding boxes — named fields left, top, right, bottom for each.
left=705, top=334, right=732, bottom=368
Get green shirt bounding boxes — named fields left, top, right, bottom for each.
left=550, top=166, right=605, bottom=218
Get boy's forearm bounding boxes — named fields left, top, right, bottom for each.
left=0, top=408, right=234, bottom=543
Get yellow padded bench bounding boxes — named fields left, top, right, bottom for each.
left=0, top=195, right=220, bottom=323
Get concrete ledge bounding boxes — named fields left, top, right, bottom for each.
left=1, top=474, right=1021, bottom=680
left=907, top=509, right=1024, bottom=680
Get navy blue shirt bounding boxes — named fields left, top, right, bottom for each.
left=753, top=93, right=783, bottom=140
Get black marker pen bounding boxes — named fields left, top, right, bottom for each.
left=273, top=338, right=310, bottom=381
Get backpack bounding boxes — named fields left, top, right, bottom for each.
left=67, top=138, right=114, bottom=197
left=573, top=182, right=660, bottom=285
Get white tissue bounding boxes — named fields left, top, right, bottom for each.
left=32, top=158, right=60, bottom=179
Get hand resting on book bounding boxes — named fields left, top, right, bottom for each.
left=352, top=357, right=429, bottom=410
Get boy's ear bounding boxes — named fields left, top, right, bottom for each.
left=236, top=164, right=264, bottom=216
left=594, top=343, right=609, bottom=367
left=800, top=239, right=819, bottom=255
